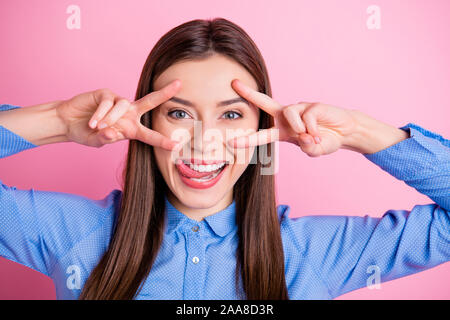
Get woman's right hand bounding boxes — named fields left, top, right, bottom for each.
left=55, top=79, right=181, bottom=150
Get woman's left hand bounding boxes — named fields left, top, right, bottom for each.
left=229, top=79, right=360, bottom=157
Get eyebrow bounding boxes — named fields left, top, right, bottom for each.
left=169, top=96, right=249, bottom=107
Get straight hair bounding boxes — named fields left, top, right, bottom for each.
left=79, top=18, right=288, bottom=300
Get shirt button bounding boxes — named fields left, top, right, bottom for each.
left=192, top=225, right=199, bottom=232
left=192, top=256, right=200, bottom=264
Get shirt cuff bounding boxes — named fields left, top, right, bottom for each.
left=362, top=123, right=450, bottom=181
left=0, top=104, right=39, bottom=158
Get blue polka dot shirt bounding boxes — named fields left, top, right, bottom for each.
left=0, top=104, right=449, bottom=299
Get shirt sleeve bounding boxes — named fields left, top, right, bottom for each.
left=281, top=122, right=450, bottom=299
left=0, top=104, right=117, bottom=277
left=0, top=104, right=39, bottom=157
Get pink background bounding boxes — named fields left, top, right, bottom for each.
left=0, top=0, right=449, bottom=299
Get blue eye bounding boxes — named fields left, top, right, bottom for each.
left=168, top=109, right=242, bottom=120
left=222, top=111, right=242, bottom=120
left=168, top=110, right=190, bottom=119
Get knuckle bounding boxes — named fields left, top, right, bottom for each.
left=301, top=110, right=312, bottom=121
left=97, top=88, right=112, bottom=96
left=283, top=104, right=295, bottom=113
left=307, top=152, right=320, bottom=158
left=307, top=102, right=323, bottom=113
left=95, top=88, right=106, bottom=95
left=117, top=98, right=130, bottom=105
left=309, top=102, right=322, bottom=111
left=296, top=101, right=310, bottom=108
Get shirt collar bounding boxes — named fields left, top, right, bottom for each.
left=164, top=195, right=237, bottom=237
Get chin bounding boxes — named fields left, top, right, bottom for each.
left=176, top=194, right=226, bottom=210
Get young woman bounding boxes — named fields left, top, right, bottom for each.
left=0, top=18, right=448, bottom=300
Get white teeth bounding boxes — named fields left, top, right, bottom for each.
left=187, top=162, right=226, bottom=172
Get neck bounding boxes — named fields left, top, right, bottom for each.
left=167, top=190, right=234, bottom=221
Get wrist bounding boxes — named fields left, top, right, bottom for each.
left=18, top=100, right=69, bottom=146
left=40, top=100, right=70, bottom=144
left=342, top=110, right=409, bottom=154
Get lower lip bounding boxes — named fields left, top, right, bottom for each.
left=177, top=163, right=228, bottom=189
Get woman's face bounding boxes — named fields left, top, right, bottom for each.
left=151, top=54, right=260, bottom=214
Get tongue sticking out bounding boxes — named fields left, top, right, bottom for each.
left=176, top=159, right=224, bottom=179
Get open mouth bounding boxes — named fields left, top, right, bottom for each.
left=175, top=159, right=229, bottom=189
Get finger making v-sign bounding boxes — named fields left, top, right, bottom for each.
left=228, top=79, right=362, bottom=157
left=78, top=78, right=407, bottom=157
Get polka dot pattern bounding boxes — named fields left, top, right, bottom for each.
left=1, top=104, right=449, bottom=299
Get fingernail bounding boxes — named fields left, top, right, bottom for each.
left=90, top=120, right=97, bottom=128
left=98, top=122, right=107, bottom=129
left=314, top=136, right=321, bottom=144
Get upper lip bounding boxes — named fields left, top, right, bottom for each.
left=180, top=158, right=228, bottom=165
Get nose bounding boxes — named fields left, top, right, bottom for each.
left=168, top=119, right=226, bottom=164
left=169, top=119, right=250, bottom=165
left=192, top=119, right=225, bottom=157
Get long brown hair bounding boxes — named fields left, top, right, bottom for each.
left=79, top=18, right=288, bottom=300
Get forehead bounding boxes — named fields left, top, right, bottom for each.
left=153, top=54, right=258, bottom=100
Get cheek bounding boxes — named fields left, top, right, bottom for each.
left=225, top=118, right=259, bottom=166
left=245, top=106, right=260, bottom=129
left=150, top=114, right=174, bottom=172
left=150, top=109, right=166, bottom=133
left=152, top=148, right=168, bottom=175
left=230, top=145, right=256, bottom=177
